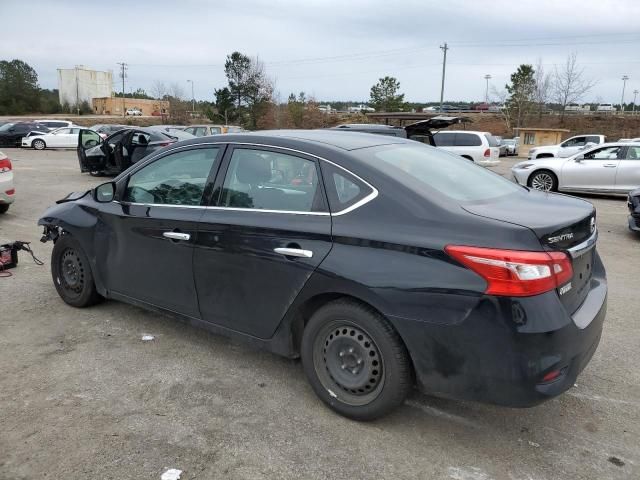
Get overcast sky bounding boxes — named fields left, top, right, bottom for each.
left=2, top=0, right=639, bottom=104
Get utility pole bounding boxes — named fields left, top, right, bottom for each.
left=633, top=89, right=639, bottom=115
left=75, top=65, right=80, bottom=115
left=439, top=42, right=448, bottom=112
left=187, top=79, right=195, bottom=112
left=117, top=62, right=127, bottom=117
left=484, top=74, right=492, bottom=105
left=621, top=75, right=629, bottom=114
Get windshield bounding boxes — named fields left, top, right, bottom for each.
left=355, top=143, right=521, bottom=203
left=0, top=123, right=15, bottom=132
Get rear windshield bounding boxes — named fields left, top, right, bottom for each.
left=355, top=144, right=521, bottom=202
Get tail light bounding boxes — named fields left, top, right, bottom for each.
left=0, top=157, right=12, bottom=173
left=445, top=245, right=573, bottom=297
left=484, top=148, right=491, bottom=157
left=5, top=188, right=15, bottom=195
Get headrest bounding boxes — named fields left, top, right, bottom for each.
left=235, top=151, right=271, bottom=184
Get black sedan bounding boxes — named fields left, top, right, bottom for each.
left=628, top=188, right=640, bottom=233
left=0, top=122, right=49, bottom=147
left=39, top=131, right=607, bottom=420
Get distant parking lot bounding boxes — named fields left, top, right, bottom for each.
left=0, top=148, right=638, bottom=479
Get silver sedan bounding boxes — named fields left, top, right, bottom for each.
left=511, top=142, right=640, bottom=196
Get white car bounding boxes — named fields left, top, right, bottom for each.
left=512, top=142, right=640, bottom=196
left=126, top=108, right=143, bottom=116
left=527, top=134, right=606, bottom=160
left=21, top=127, right=83, bottom=150
left=432, top=130, right=501, bottom=166
left=597, top=103, right=614, bottom=112
left=0, top=150, right=15, bottom=214
left=34, top=119, right=75, bottom=130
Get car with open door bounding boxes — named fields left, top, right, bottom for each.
left=512, top=142, right=640, bottom=195
left=41, top=130, right=606, bottom=420
left=77, top=128, right=176, bottom=176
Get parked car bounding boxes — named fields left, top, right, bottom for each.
left=331, top=116, right=470, bottom=147
left=596, top=103, right=614, bottom=112
left=21, top=127, right=83, bottom=150
left=0, top=150, right=15, bottom=214
left=432, top=130, right=501, bottom=166
left=183, top=125, right=245, bottom=136
left=619, top=137, right=640, bottom=142
left=502, top=138, right=519, bottom=156
left=34, top=119, right=74, bottom=130
left=89, top=124, right=129, bottom=139
left=628, top=188, right=640, bottom=233
left=494, top=136, right=508, bottom=157
left=145, top=125, right=196, bottom=142
left=527, top=134, right=607, bottom=159
left=0, top=122, right=48, bottom=147
left=76, top=128, right=176, bottom=176
left=38, top=130, right=606, bottom=420
left=125, top=108, right=143, bottom=116
left=512, top=142, right=640, bottom=195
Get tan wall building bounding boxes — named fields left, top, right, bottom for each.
left=514, top=127, right=570, bottom=157
left=92, top=97, right=170, bottom=116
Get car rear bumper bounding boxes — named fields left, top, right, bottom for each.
left=628, top=214, right=640, bottom=232
left=390, top=252, right=607, bottom=407
left=477, top=159, right=500, bottom=167
left=0, top=174, right=15, bottom=205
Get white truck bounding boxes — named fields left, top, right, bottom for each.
left=527, top=134, right=607, bottom=160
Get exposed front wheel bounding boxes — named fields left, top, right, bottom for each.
left=301, top=299, right=412, bottom=420
left=32, top=139, right=46, bottom=150
left=528, top=170, right=558, bottom=192
left=51, top=234, right=103, bottom=307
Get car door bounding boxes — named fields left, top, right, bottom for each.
left=614, top=145, right=640, bottom=193
left=65, top=127, right=81, bottom=147
left=77, top=129, right=107, bottom=172
left=558, top=136, right=587, bottom=157
left=192, top=145, right=333, bottom=338
left=96, top=145, right=224, bottom=316
left=560, top=145, right=623, bottom=191
left=49, top=128, right=70, bottom=147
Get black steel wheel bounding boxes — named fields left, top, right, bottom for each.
left=301, top=299, right=412, bottom=420
left=51, top=234, right=103, bottom=308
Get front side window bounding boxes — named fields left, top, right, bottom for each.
left=124, top=147, right=219, bottom=206
left=55, top=128, right=71, bottom=135
left=220, top=148, right=321, bottom=212
left=210, top=127, right=222, bottom=134
left=584, top=146, right=621, bottom=160
left=625, top=146, right=640, bottom=160
left=562, top=136, right=586, bottom=147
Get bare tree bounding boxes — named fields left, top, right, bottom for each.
left=491, top=86, right=511, bottom=131
left=533, top=58, right=551, bottom=118
left=552, top=52, right=596, bottom=121
left=168, top=82, right=185, bottom=100
left=151, top=80, right=167, bottom=100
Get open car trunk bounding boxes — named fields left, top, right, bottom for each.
left=405, top=116, right=472, bottom=145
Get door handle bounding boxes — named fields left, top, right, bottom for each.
left=163, top=231, right=191, bottom=241
left=603, top=164, right=617, bottom=167
left=274, top=247, right=313, bottom=258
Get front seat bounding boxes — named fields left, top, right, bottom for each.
left=231, top=151, right=285, bottom=209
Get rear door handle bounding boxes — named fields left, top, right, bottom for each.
left=163, top=231, right=191, bottom=241
left=603, top=164, right=617, bottom=168
left=274, top=247, right=313, bottom=258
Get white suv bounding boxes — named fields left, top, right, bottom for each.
left=125, top=108, right=142, bottom=116
left=527, top=134, right=606, bottom=159
left=432, top=130, right=501, bottom=166
left=0, top=150, right=15, bottom=214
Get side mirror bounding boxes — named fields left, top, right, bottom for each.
left=575, top=154, right=585, bottom=162
left=94, top=182, right=116, bottom=203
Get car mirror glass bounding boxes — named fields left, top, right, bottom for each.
left=94, top=182, right=116, bottom=203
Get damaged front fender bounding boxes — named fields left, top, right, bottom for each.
left=38, top=200, right=99, bottom=243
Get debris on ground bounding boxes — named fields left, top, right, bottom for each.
left=161, top=468, right=182, bottom=480
left=141, top=334, right=155, bottom=341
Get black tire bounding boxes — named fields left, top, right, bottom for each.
left=51, top=234, right=103, bottom=308
left=461, top=155, right=474, bottom=162
left=89, top=170, right=104, bottom=177
left=32, top=139, right=46, bottom=150
left=301, top=299, right=412, bottom=421
left=528, top=169, right=558, bottom=192
left=0, top=204, right=9, bottom=214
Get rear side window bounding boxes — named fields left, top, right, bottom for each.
left=220, top=148, right=323, bottom=212
left=321, top=163, right=373, bottom=212
left=433, top=132, right=455, bottom=146
left=455, top=133, right=482, bottom=147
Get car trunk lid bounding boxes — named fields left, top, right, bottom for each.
left=462, top=190, right=596, bottom=314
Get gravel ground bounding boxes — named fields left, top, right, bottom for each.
left=0, top=148, right=638, bottom=480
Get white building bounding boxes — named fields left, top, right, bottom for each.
left=57, top=66, right=113, bottom=107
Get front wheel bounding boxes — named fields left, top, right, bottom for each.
left=528, top=170, right=558, bottom=192
left=51, top=234, right=103, bottom=307
left=301, top=299, right=412, bottom=421
left=32, top=139, right=46, bottom=150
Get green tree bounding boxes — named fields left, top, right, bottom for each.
left=287, top=92, right=306, bottom=128
left=213, top=87, right=235, bottom=123
left=505, top=64, right=536, bottom=128
left=369, top=76, right=405, bottom=112
left=0, top=59, right=40, bottom=114
left=225, top=52, right=252, bottom=109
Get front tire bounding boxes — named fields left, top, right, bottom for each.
left=0, top=204, right=9, bottom=214
left=528, top=170, right=558, bottom=192
left=32, top=139, right=46, bottom=150
left=301, top=299, right=412, bottom=420
left=51, top=234, right=103, bottom=308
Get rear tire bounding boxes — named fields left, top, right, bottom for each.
left=32, top=139, right=46, bottom=150
left=0, top=204, right=9, bottom=214
left=528, top=169, right=558, bottom=192
left=301, top=299, right=412, bottom=420
left=51, top=234, right=103, bottom=308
